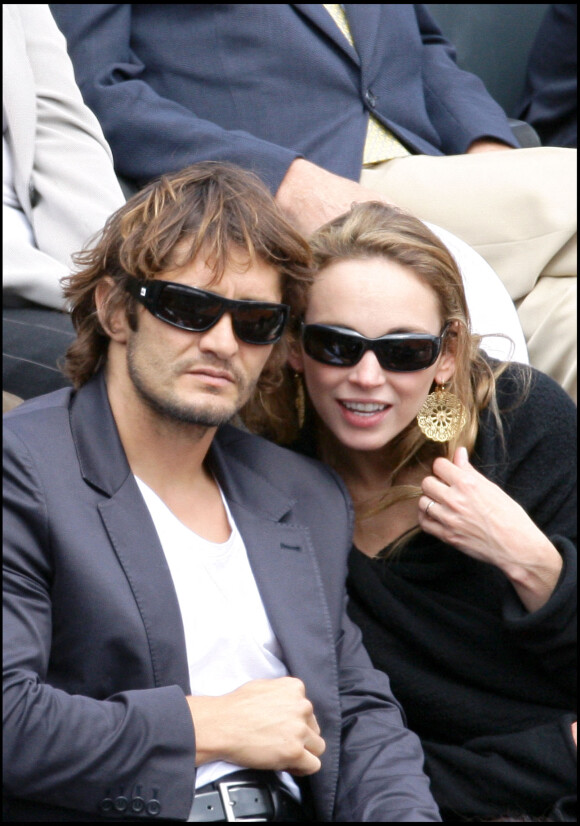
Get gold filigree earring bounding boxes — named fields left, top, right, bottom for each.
left=294, top=372, right=306, bottom=430
left=416, top=383, right=466, bottom=443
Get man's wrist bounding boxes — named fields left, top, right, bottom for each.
left=187, top=695, right=228, bottom=766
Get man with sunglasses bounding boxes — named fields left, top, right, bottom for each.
left=3, top=162, right=441, bottom=822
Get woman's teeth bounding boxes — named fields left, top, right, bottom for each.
left=341, top=401, right=388, bottom=414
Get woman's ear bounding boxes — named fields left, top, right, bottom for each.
left=286, top=337, right=305, bottom=373
left=435, top=323, right=458, bottom=385
left=435, top=349, right=456, bottom=386
left=95, top=277, right=130, bottom=342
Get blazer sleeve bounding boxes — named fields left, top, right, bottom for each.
left=301, top=462, right=441, bottom=821
left=411, top=5, right=518, bottom=153
left=2, top=4, right=125, bottom=308
left=48, top=4, right=300, bottom=192
left=2, top=425, right=197, bottom=820
left=332, top=606, right=442, bottom=821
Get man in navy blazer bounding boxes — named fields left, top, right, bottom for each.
left=3, top=162, right=441, bottom=822
left=49, top=4, right=578, bottom=401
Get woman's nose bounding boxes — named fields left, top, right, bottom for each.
left=348, top=350, right=386, bottom=387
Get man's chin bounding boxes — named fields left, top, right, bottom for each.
left=137, top=388, right=239, bottom=428
left=160, top=400, right=237, bottom=428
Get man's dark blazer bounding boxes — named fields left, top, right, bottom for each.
left=3, top=373, right=441, bottom=822
left=49, top=4, right=517, bottom=192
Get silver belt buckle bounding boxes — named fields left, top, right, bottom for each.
left=217, top=780, right=269, bottom=822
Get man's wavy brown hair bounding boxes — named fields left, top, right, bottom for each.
left=61, top=161, right=313, bottom=389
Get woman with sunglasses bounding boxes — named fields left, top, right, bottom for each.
left=243, top=202, right=577, bottom=822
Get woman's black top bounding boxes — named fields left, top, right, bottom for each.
left=298, top=364, right=577, bottom=821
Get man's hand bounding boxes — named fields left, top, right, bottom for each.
left=187, top=677, right=326, bottom=776
left=276, top=158, right=396, bottom=235
left=466, top=138, right=515, bottom=153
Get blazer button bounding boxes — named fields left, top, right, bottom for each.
left=114, top=795, right=129, bottom=812
left=99, top=797, right=114, bottom=813
left=365, top=88, right=377, bottom=108
left=146, top=798, right=161, bottom=816
left=131, top=796, right=146, bottom=814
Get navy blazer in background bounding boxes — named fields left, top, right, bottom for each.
left=515, top=3, right=577, bottom=148
left=3, top=373, right=441, bottom=822
left=49, top=4, right=517, bottom=192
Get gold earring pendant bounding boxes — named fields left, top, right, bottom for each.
left=416, top=384, right=466, bottom=443
left=294, top=372, right=305, bottom=430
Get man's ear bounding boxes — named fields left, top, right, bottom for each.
left=286, top=338, right=305, bottom=372
left=95, top=277, right=130, bottom=343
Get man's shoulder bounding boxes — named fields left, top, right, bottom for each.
left=3, top=387, right=73, bottom=428
left=3, top=387, right=75, bottom=453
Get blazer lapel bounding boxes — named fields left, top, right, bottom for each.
left=98, top=481, right=191, bottom=692
left=71, top=373, right=190, bottom=692
left=209, top=431, right=341, bottom=819
left=343, top=4, right=383, bottom=71
left=292, top=3, right=360, bottom=65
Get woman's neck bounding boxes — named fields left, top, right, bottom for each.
left=317, top=425, right=393, bottom=491
left=316, top=424, right=427, bottom=557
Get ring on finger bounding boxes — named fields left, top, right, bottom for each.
left=425, top=499, right=435, bottom=518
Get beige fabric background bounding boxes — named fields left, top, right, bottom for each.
left=361, top=147, right=577, bottom=401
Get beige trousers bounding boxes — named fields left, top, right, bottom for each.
left=360, top=147, right=577, bottom=402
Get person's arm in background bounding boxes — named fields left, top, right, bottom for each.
left=514, top=3, right=577, bottom=148
left=48, top=3, right=514, bottom=241
left=412, top=4, right=517, bottom=155
left=275, top=3, right=522, bottom=231
left=48, top=4, right=300, bottom=195
left=3, top=4, right=125, bottom=310
left=421, top=716, right=577, bottom=820
left=278, top=4, right=519, bottom=230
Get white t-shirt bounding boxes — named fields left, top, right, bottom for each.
left=134, top=477, right=300, bottom=800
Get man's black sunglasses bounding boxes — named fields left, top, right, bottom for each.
left=125, top=279, right=290, bottom=345
left=301, top=322, right=451, bottom=372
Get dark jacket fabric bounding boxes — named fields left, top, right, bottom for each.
left=514, top=3, right=577, bottom=148
left=3, top=372, right=441, bottom=822
left=49, top=4, right=517, bottom=192
left=346, top=365, right=577, bottom=821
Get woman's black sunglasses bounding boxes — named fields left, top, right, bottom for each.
left=125, top=279, right=290, bottom=345
left=301, top=322, right=451, bottom=372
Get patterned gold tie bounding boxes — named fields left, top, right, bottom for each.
left=324, top=4, right=410, bottom=164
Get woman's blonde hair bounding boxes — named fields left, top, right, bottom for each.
left=242, top=201, right=529, bottom=542
left=61, top=161, right=314, bottom=389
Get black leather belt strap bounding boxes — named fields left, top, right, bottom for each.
left=189, top=771, right=307, bottom=822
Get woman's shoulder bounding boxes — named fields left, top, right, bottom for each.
left=488, top=360, right=576, bottom=433
left=475, top=361, right=576, bottom=490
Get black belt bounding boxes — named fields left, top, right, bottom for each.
left=189, top=770, right=308, bottom=822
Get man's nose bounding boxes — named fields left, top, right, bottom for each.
left=197, top=313, right=239, bottom=359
